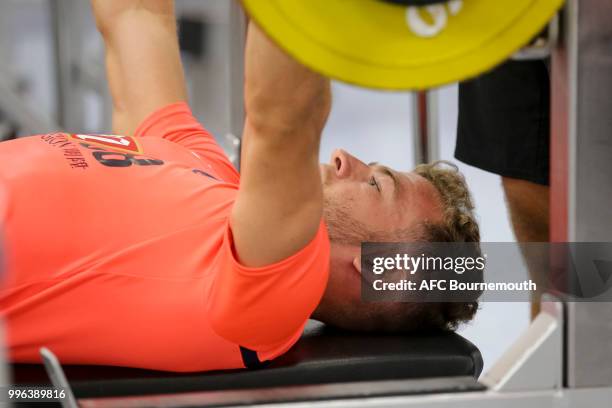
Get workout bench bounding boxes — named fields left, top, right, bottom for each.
left=11, top=320, right=483, bottom=406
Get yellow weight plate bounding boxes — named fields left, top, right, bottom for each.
left=242, top=0, right=564, bottom=90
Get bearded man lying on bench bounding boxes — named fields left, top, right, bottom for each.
left=0, top=0, right=481, bottom=372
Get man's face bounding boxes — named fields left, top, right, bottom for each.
left=320, top=149, right=443, bottom=243
left=317, top=149, right=444, bottom=330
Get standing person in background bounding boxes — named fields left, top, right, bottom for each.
left=456, top=60, right=551, bottom=318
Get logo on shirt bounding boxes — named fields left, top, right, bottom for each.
left=65, top=133, right=221, bottom=181
left=68, top=134, right=143, bottom=155
left=41, top=133, right=89, bottom=170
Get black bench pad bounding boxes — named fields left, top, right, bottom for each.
left=12, top=321, right=483, bottom=399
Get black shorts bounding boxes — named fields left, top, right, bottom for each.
left=455, top=60, right=550, bottom=186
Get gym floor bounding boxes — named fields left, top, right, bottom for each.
left=1, top=0, right=529, bottom=374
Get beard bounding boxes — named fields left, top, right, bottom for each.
left=322, top=189, right=370, bottom=245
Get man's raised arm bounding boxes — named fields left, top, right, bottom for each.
left=92, top=0, right=187, bottom=135
left=230, top=24, right=332, bottom=267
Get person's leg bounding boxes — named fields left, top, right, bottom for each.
left=456, top=59, right=551, bottom=319
left=502, top=178, right=549, bottom=242
left=502, top=177, right=549, bottom=318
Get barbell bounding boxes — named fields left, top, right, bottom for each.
left=241, top=0, right=564, bottom=90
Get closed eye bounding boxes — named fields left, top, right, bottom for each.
left=369, top=176, right=381, bottom=192
left=368, top=161, right=399, bottom=198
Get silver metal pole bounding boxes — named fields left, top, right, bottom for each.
left=425, top=90, right=439, bottom=162
left=225, top=0, right=246, bottom=170
left=50, top=0, right=86, bottom=131
left=411, top=92, right=423, bottom=165
left=411, top=91, right=439, bottom=166
left=551, top=0, right=612, bottom=388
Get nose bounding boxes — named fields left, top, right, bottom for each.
left=329, top=149, right=368, bottom=180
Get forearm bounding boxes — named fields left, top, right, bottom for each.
left=93, top=0, right=176, bottom=34
left=244, top=23, right=331, bottom=138
left=93, top=0, right=187, bottom=135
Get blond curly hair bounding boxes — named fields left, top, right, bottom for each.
left=413, top=161, right=482, bottom=330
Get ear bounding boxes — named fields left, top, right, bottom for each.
left=352, top=254, right=362, bottom=274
